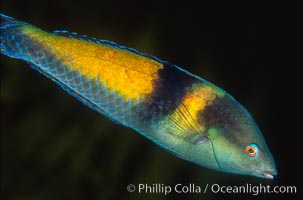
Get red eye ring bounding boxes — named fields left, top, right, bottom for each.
left=245, top=144, right=259, bottom=157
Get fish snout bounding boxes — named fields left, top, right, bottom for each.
left=259, top=167, right=277, bottom=179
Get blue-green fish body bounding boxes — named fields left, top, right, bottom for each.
left=0, top=13, right=277, bottom=179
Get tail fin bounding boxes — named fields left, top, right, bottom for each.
left=0, top=13, right=29, bottom=58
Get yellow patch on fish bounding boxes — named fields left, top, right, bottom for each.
left=167, top=84, right=224, bottom=135
left=22, top=26, right=163, bottom=101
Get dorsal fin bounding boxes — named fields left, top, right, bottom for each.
left=53, top=30, right=120, bottom=46
left=52, top=29, right=164, bottom=63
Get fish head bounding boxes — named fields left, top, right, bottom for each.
left=199, top=93, right=277, bottom=179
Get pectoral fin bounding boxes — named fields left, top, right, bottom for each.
left=165, top=102, right=208, bottom=145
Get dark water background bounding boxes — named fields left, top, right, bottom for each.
left=1, top=1, right=301, bottom=199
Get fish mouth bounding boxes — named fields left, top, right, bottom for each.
left=229, top=163, right=277, bottom=179
left=262, top=172, right=274, bottom=179
left=258, top=168, right=277, bottom=179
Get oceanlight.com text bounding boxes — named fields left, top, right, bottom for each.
left=126, top=183, right=297, bottom=196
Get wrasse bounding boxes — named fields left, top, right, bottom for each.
left=0, top=13, right=277, bottom=179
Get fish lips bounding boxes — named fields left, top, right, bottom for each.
left=227, top=162, right=277, bottom=179
left=258, top=168, right=278, bottom=179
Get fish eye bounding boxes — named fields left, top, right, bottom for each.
left=245, top=143, right=259, bottom=157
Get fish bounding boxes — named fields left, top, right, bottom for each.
left=0, top=13, right=277, bottom=179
